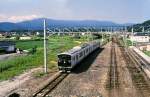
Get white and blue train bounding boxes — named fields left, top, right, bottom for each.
left=57, top=40, right=101, bottom=72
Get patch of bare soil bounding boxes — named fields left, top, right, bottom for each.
left=0, top=67, right=57, bottom=97
left=0, top=53, right=23, bottom=61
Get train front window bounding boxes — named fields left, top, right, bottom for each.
left=58, top=55, right=71, bottom=66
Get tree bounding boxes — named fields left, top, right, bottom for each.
left=16, top=36, right=20, bottom=40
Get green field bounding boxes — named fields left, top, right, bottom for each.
left=0, top=36, right=88, bottom=80
left=143, top=51, right=150, bottom=57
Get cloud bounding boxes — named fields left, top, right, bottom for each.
left=0, top=14, right=7, bottom=22
left=8, top=15, right=43, bottom=22
left=0, top=0, right=147, bottom=23
left=0, top=14, right=43, bottom=22
left=0, top=0, right=72, bottom=22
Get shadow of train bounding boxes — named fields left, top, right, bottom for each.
left=71, top=48, right=104, bottom=74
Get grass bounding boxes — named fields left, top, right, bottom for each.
left=33, top=72, right=45, bottom=78
left=0, top=35, right=88, bottom=80
left=15, top=40, right=43, bottom=50
left=143, top=51, right=150, bottom=57
left=119, top=37, right=135, bottom=47
left=126, top=39, right=133, bottom=46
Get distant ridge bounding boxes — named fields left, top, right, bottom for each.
left=0, top=18, right=133, bottom=31
left=128, top=20, right=150, bottom=32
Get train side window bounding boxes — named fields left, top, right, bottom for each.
left=73, top=57, right=75, bottom=61
left=76, top=55, right=78, bottom=60
left=86, top=49, right=88, bottom=53
left=72, top=57, right=74, bottom=61
left=79, top=52, right=83, bottom=57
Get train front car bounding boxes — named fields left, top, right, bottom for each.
left=57, top=54, right=72, bottom=72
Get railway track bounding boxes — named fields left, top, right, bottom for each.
left=118, top=39, right=150, bottom=97
left=106, top=40, right=120, bottom=97
left=109, top=42, right=119, bottom=89
left=32, top=73, right=68, bottom=97
left=130, top=49, right=150, bottom=74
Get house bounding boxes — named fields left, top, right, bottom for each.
left=0, top=41, right=16, bottom=52
left=0, top=32, right=5, bottom=37
left=130, top=32, right=150, bottom=43
left=0, top=33, right=3, bottom=37
left=20, top=36, right=32, bottom=40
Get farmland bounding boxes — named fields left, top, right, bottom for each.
left=0, top=36, right=88, bottom=80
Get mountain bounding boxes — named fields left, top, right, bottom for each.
left=0, top=18, right=131, bottom=31
left=128, top=20, right=150, bottom=32
left=0, top=22, right=21, bottom=31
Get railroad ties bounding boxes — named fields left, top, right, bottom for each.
left=118, top=38, right=150, bottom=97
left=109, top=41, right=119, bottom=89
left=106, top=38, right=120, bottom=97
left=32, top=73, right=68, bottom=97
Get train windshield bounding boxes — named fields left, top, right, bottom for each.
left=58, top=54, right=71, bottom=67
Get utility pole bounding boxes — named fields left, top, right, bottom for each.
left=132, top=27, right=134, bottom=46
left=44, top=19, right=47, bottom=73
left=91, top=27, right=93, bottom=41
left=101, top=27, right=102, bottom=32
left=86, top=28, right=90, bottom=42
left=142, top=26, right=145, bottom=32
left=123, top=27, right=126, bottom=47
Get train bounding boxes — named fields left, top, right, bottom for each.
left=57, top=40, right=101, bottom=72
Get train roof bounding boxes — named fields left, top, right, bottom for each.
left=58, top=43, right=90, bottom=56
left=58, top=40, right=100, bottom=56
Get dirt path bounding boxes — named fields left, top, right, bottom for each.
left=0, top=68, right=42, bottom=97
left=0, top=53, right=21, bottom=61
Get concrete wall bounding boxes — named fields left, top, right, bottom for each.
left=130, top=36, right=149, bottom=42
left=139, top=45, right=150, bottom=51
left=147, top=45, right=150, bottom=51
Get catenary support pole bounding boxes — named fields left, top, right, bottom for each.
left=44, top=19, right=47, bottom=73
left=132, top=27, right=134, bottom=46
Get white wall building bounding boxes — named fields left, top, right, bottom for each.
left=20, top=36, right=32, bottom=40
left=129, top=32, right=150, bottom=43
left=130, top=35, right=149, bottom=43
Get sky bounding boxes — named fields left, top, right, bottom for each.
left=0, top=0, right=150, bottom=23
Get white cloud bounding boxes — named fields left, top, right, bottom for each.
left=0, top=0, right=72, bottom=22
left=0, top=14, right=7, bottom=22
left=8, top=15, right=43, bottom=22
left=0, top=14, right=43, bottom=22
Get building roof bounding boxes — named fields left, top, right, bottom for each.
left=134, top=32, right=150, bottom=36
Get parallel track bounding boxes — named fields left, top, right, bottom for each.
left=118, top=39, right=150, bottom=97
left=106, top=39, right=120, bottom=97
left=131, top=49, right=150, bottom=75
left=32, top=73, right=68, bottom=97
left=109, top=42, right=119, bottom=89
